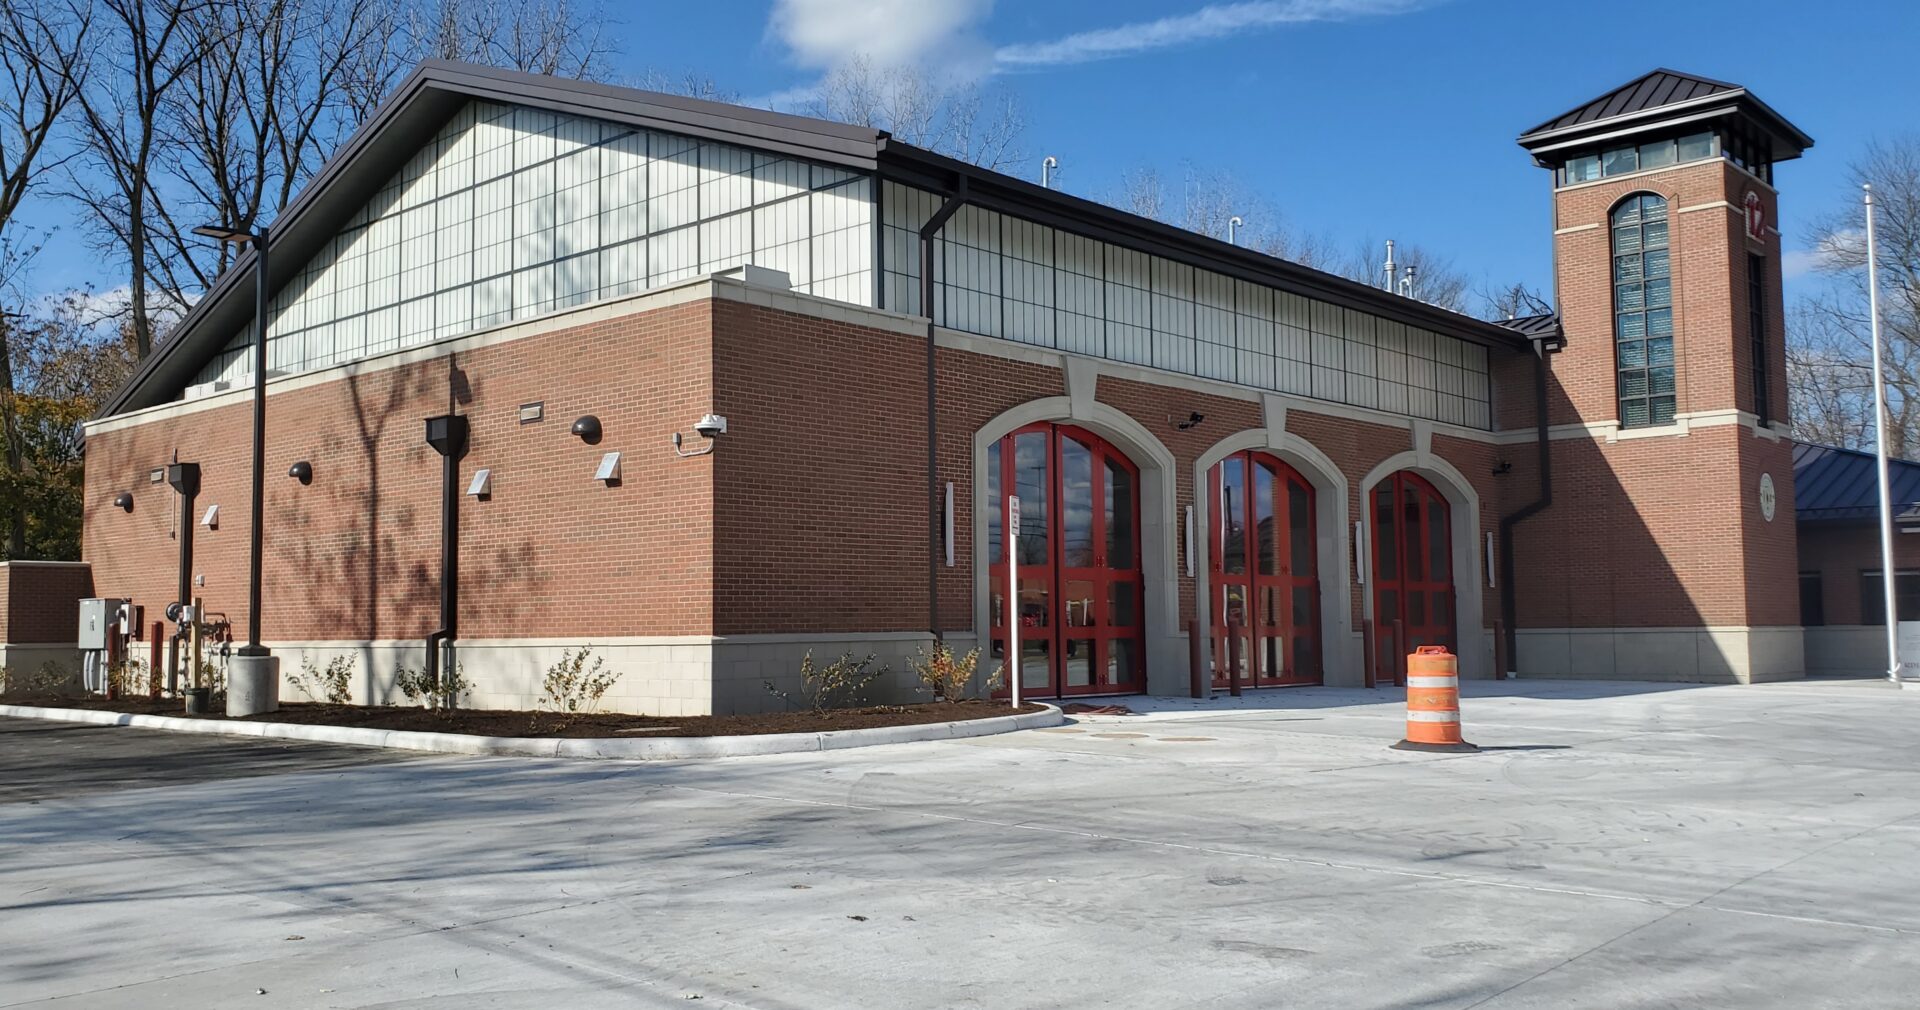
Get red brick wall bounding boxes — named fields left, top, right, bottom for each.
left=1798, top=521, right=1920, bottom=625
left=82, top=301, right=717, bottom=644
left=0, top=564, right=94, bottom=644
left=1518, top=157, right=1799, bottom=631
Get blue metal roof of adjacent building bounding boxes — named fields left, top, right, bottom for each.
left=1792, top=441, right=1920, bottom=522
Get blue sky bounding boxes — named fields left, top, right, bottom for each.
left=18, top=0, right=1920, bottom=310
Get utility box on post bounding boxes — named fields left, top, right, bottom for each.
left=78, top=598, right=113, bottom=652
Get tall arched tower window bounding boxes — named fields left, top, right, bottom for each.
left=1612, top=193, right=1675, bottom=426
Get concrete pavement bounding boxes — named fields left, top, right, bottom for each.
left=3, top=678, right=1918, bottom=1008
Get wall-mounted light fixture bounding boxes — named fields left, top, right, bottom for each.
left=519, top=401, right=545, bottom=425
left=1491, top=461, right=1512, bottom=476
left=113, top=492, right=134, bottom=513
left=672, top=413, right=728, bottom=457
left=467, top=468, right=493, bottom=500
left=571, top=415, right=603, bottom=444
left=200, top=504, right=221, bottom=529
left=287, top=460, right=313, bottom=485
left=595, top=452, right=622, bottom=486
left=1172, top=412, right=1205, bottom=431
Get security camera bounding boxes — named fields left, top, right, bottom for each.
left=693, top=414, right=728, bottom=439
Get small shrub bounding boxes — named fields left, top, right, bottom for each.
left=106, top=658, right=148, bottom=698
left=911, top=644, right=989, bottom=701
left=765, top=651, right=887, bottom=713
left=536, top=647, right=624, bottom=729
left=290, top=655, right=356, bottom=705
left=199, top=659, right=226, bottom=701
left=394, top=663, right=467, bottom=710
left=25, top=661, right=75, bottom=696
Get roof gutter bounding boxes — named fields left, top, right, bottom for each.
left=1497, top=336, right=1559, bottom=675
left=920, top=175, right=969, bottom=645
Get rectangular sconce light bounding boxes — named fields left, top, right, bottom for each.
left=944, top=482, right=954, bottom=567
left=200, top=504, right=220, bottom=529
left=518, top=402, right=544, bottom=424
left=467, top=468, right=493, bottom=498
left=148, top=467, right=166, bottom=484
left=1354, top=520, right=1366, bottom=585
left=595, top=451, right=622, bottom=484
left=1184, top=505, right=1195, bottom=578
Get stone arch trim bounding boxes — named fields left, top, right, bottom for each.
left=1357, top=450, right=1489, bottom=679
left=1192, top=427, right=1355, bottom=684
left=969, top=397, right=1185, bottom=693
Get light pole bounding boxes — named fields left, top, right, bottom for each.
left=193, top=222, right=279, bottom=714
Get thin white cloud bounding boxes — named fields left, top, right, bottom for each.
left=769, top=0, right=994, bottom=72
left=1784, top=227, right=1865, bottom=281
left=994, top=0, right=1433, bottom=68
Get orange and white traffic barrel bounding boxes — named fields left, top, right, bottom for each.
left=1392, top=645, right=1478, bottom=752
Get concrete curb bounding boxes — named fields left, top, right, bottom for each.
left=0, top=702, right=1065, bottom=760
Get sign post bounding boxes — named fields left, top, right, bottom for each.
left=1008, top=494, right=1021, bottom=709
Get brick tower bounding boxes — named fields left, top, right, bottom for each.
left=1511, top=70, right=1814, bottom=681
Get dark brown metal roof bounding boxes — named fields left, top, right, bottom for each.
left=100, top=61, right=1532, bottom=418
left=1792, top=440, right=1920, bottom=522
left=1517, top=68, right=1812, bottom=163
left=1523, top=70, right=1739, bottom=137
left=1493, top=313, right=1562, bottom=339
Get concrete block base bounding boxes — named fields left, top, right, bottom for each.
left=226, top=655, right=281, bottom=716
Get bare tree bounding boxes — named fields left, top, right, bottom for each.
left=145, top=0, right=405, bottom=301
left=412, top=0, right=616, bottom=80
left=804, top=56, right=1025, bottom=171
left=1482, top=280, right=1555, bottom=320
left=633, top=67, right=739, bottom=104
left=1, top=0, right=90, bottom=249
left=65, top=0, right=217, bottom=359
left=1788, top=137, right=1920, bottom=454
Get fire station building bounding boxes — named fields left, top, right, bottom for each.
left=78, top=64, right=1815, bottom=714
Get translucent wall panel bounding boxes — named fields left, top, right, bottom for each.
left=877, top=180, right=1495, bottom=430
left=196, top=101, right=876, bottom=388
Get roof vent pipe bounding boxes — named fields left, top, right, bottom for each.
left=1402, top=265, right=1419, bottom=300
left=1382, top=240, right=1396, bottom=293
left=1041, top=156, right=1059, bottom=190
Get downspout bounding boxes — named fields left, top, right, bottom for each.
left=919, top=176, right=969, bottom=644
left=424, top=414, right=469, bottom=704
left=1497, top=337, right=1555, bottom=674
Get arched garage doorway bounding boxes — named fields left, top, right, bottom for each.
left=1370, top=470, right=1456, bottom=683
left=986, top=422, right=1146, bottom=699
left=1209, top=450, right=1322, bottom=687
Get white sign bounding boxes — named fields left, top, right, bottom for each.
left=1758, top=472, right=1777, bottom=523
left=1008, top=495, right=1021, bottom=539
left=1899, top=621, right=1920, bottom=677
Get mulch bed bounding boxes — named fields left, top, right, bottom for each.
left=0, top=693, right=1046, bottom=739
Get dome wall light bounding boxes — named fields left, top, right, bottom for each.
left=571, top=415, right=603, bottom=444
left=113, top=492, right=134, bottom=513
left=287, top=460, right=313, bottom=485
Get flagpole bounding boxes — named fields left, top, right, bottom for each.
left=1865, top=184, right=1900, bottom=684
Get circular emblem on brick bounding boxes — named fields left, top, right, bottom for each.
left=1759, top=472, right=1777, bottom=522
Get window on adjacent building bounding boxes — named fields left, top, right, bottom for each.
left=1860, top=570, right=1920, bottom=625
left=1749, top=254, right=1771, bottom=426
left=1612, top=194, right=1675, bottom=426
left=1800, top=573, right=1825, bottom=627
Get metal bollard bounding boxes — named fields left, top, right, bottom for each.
left=1227, top=620, right=1244, bottom=697
left=1392, top=618, right=1408, bottom=688
left=1188, top=618, right=1206, bottom=698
